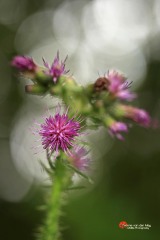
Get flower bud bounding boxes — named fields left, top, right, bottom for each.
left=108, top=122, right=128, bottom=140
left=94, top=77, right=109, bottom=92
left=103, top=115, right=128, bottom=140
left=35, top=68, right=52, bottom=84
left=11, top=56, right=37, bottom=72
left=118, top=105, right=151, bottom=127
left=25, top=84, right=47, bottom=95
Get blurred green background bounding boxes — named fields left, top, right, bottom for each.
left=1, top=0, right=160, bottom=239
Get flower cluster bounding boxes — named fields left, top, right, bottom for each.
left=11, top=53, right=151, bottom=143
left=93, top=69, right=151, bottom=140
left=11, top=51, right=154, bottom=240
left=11, top=52, right=69, bottom=82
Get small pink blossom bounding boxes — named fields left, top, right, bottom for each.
left=108, top=122, right=128, bottom=140
left=43, top=51, right=69, bottom=83
left=106, top=70, right=136, bottom=101
left=11, top=56, right=36, bottom=71
left=70, top=146, right=90, bottom=171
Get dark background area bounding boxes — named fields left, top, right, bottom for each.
left=0, top=0, right=160, bottom=239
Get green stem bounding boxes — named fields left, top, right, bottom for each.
left=39, top=157, right=71, bottom=240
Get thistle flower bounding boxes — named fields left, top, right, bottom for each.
left=11, top=56, right=36, bottom=71
left=119, top=105, right=151, bottom=127
left=106, top=70, right=136, bottom=101
left=38, top=109, right=81, bottom=153
left=108, top=121, right=128, bottom=140
left=43, top=51, right=69, bottom=83
left=70, top=146, right=90, bottom=171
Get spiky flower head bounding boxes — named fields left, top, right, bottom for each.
left=11, top=56, right=36, bottom=71
left=39, top=108, right=81, bottom=153
left=70, top=146, right=90, bottom=171
left=106, top=70, right=136, bottom=101
left=43, top=51, right=69, bottom=83
left=108, top=121, right=128, bottom=141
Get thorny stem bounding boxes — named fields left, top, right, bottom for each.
left=39, top=155, right=71, bottom=240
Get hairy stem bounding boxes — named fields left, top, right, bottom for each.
left=39, top=157, right=71, bottom=240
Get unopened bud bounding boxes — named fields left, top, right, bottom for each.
left=94, top=77, right=109, bottom=92
left=11, top=56, right=37, bottom=72
left=25, top=84, right=47, bottom=95
left=116, top=105, right=151, bottom=127
left=35, top=68, right=51, bottom=84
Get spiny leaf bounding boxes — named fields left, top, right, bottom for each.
left=39, top=160, right=53, bottom=175
left=46, top=149, right=56, bottom=170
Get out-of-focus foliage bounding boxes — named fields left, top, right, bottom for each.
left=0, top=0, right=160, bottom=239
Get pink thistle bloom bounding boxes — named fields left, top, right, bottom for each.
left=70, top=146, right=90, bottom=171
left=106, top=70, right=136, bottom=101
left=43, top=51, right=69, bottom=83
left=11, top=56, right=36, bottom=71
left=39, top=110, right=81, bottom=153
left=108, top=122, right=128, bottom=141
left=121, top=105, right=151, bottom=127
